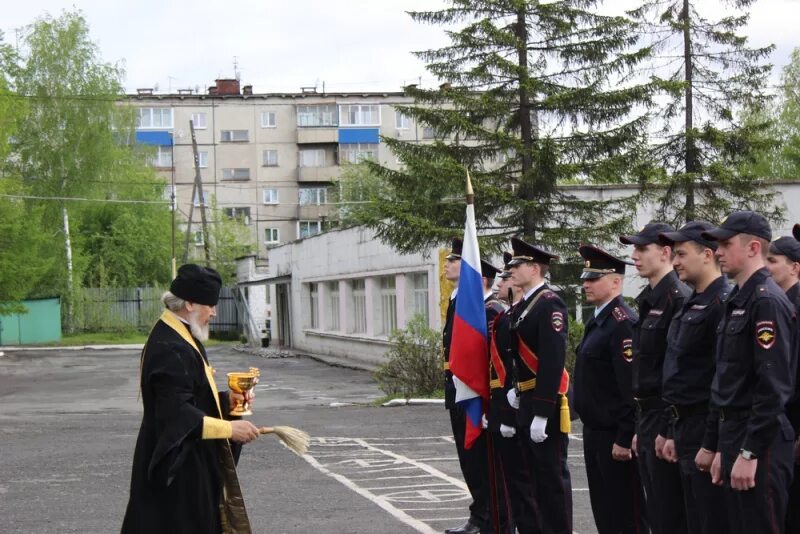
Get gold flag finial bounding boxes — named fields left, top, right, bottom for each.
left=466, top=169, right=474, bottom=205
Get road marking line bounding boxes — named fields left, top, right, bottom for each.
left=301, top=453, right=438, bottom=534
left=363, top=482, right=454, bottom=491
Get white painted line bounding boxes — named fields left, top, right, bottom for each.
left=418, top=517, right=468, bottom=522
left=362, top=467, right=418, bottom=474
left=351, top=475, right=437, bottom=482
left=400, top=507, right=467, bottom=512
left=301, top=453, right=438, bottom=534
left=413, top=457, right=459, bottom=462
left=363, top=482, right=453, bottom=491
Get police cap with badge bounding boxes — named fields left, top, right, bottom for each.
left=498, top=251, right=513, bottom=280
left=507, top=236, right=559, bottom=266
left=619, top=222, right=675, bottom=246
left=657, top=220, right=718, bottom=250
left=701, top=210, right=772, bottom=242
left=445, top=237, right=463, bottom=260
left=578, top=245, right=633, bottom=280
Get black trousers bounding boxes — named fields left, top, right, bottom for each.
left=719, top=417, right=794, bottom=534
left=520, top=416, right=572, bottom=534
left=450, top=406, right=490, bottom=529
left=583, top=425, right=649, bottom=534
left=786, top=460, right=800, bottom=534
left=494, top=431, right=541, bottom=534
left=636, top=408, right=686, bottom=534
left=672, top=412, right=729, bottom=534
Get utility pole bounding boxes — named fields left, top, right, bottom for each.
left=182, top=120, right=211, bottom=264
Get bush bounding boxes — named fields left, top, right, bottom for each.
left=566, top=316, right=584, bottom=376
left=374, top=314, right=442, bottom=398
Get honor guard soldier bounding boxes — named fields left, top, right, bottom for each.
left=574, top=245, right=648, bottom=534
left=766, top=233, right=800, bottom=533
left=658, top=221, right=730, bottom=534
left=701, top=211, right=795, bottom=534
left=443, top=238, right=503, bottom=534
left=620, top=223, right=690, bottom=534
left=504, top=237, right=573, bottom=534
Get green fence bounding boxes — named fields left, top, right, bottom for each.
left=0, top=298, right=62, bottom=345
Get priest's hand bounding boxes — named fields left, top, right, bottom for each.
left=230, top=420, right=260, bottom=444
left=229, top=390, right=255, bottom=413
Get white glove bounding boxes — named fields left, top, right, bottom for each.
left=499, top=424, right=516, bottom=438
left=481, top=413, right=489, bottom=429
left=530, top=416, right=548, bottom=443
left=506, top=389, right=520, bottom=409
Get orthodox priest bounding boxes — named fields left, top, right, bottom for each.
left=122, top=264, right=260, bottom=534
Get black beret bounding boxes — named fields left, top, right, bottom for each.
left=170, top=264, right=223, bottom=306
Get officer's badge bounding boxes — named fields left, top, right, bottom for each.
left=551, top=311, right=564, bottom=332
left=756, top=321, right=776, bottom=349
left=622, top=339, right=634, bottom=362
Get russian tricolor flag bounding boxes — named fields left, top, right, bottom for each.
left=448, top=190, right=489, bottom=450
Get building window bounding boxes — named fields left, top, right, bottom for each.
left=339, top=104, right=380, bottom=126
left=265, top=227, right=279, bottom=245
left=222, top=168, right=250, bottom=181
left=263, top=188, right=279, bottom=204
left=339, top=143, right=378, bottom=164
left=137, top=107, right=173, bottom=129
left=261, top=111, right=276, bottom=128
left=193, top=230, right=204, bottom=246
left=191, top=112, right=207, bottom=129
left=378, top=276, right=397, bottom=335
left=408, top=273, right=429, bottom=323
left=297, top=104, right=338, bottom=127
left=298, top=220, right=322, bottom=239
left=223, top=207, right=251, bottom=225
left=309, top=283, right=319, bottom=329
left=151, top=146, right=172, bottom=168
left=221, top=129, right=249, bottom=142
left=422, top=126, right=436, bottom=139
left=298, top=148, right=327, bottom=167
left=198, top=151, right=208, bottom=168
left=327, top=282, right=340, bottom=331
left=350, top=279, right=366, bottom=334
left=395, top=110, right=410, bottom=129
left=263, top=149, right=279, bottom=167
left=299, top=187, right=327, bottom=205
left=193, top=191, right=209, bottom=207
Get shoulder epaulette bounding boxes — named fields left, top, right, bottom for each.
left=541, top=290, right=557, bottom=299
left=755, top=284, right=771, bottom=299
left=612, top=306, right=629, bottom=322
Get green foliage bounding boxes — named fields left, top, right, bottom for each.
left=630, top=0, right=779, bottom=224
left=566, top=315, right=584, bottom=377
left=188, top=198, right=255, bottom=285
left=342, top=0, right=659, bottom=275
left=374, top=314, right=443, bottom=398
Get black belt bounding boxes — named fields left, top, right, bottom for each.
left=634, top=396, right=663, bottom=412
left=719, top=408, right=750, bottom=421
left=668, top=402, right=708, bottom=421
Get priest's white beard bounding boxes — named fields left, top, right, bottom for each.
left=188, top=309, right=210, bottom=341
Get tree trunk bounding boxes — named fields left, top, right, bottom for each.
left=682, top=0, right=696, bottom=221
left=62, top=202, right=74, bottom=332
left=516, top=5, right=537, bottom=239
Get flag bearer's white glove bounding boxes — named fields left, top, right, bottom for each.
left=530, top=416, right=548, bottom=443
left=506, top=389, right=520, bottom=409
left=481, top=413, right=489, bottom=429
left=500, top=424, right=516, bottom=438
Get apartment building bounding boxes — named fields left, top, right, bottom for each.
left=129, top=78, right=424, bottom=259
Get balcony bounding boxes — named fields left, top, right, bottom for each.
left=297, top=128, right=338, bottom=144
left=297, top=204, right=334, bottom=220
left=298, top=165, right=340, bottom=182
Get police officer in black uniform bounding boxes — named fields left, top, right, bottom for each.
left=701, top=211, right=795, bottom=534
left=658, top=221, right=730, bottom=534
left=487, top=251, right=539, bottom=534
left=766, top=233, right=800, bottom=533
left=443, top=238, right=504, bottom=534
left=503, top=237, right=572, bottom=534
left=620, top=223, right=690, bottom=534
left=574, top=244, right=648, bottom=534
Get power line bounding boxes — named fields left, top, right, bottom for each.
left=0, top=193, right=169, bottom=205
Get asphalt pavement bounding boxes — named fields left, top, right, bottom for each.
left=0, top=346, right=596, bottom=534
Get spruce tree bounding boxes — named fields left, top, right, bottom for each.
left=342, top=0, right=662, bottom=261
left=629, top=0, right=778, bottom=223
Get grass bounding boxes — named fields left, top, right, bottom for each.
left=371, top=388, right=446, bottom=406
left=41, top=332, right=240, bottom=347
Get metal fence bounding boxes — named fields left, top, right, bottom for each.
left=76, top=286, right=241, bottom=335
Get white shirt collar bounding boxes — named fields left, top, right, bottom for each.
left=450, top=287, right=458, bottom=300
left=594, top=299, right=613, bottom=318
left=523, top=281, right=546, bottom=301
left=483, top=290, right=493, bottom=300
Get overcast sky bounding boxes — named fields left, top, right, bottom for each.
left=2, top=0, right=799, bottom=94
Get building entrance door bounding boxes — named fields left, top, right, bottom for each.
left=276, top=283, right=291, bottom=347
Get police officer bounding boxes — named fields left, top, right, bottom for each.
left=658, top=221, right=730, bottom=534
left=620, top=223, right=690, bottom=534
left=574, top=244, right=648, bottom=534
left=701, top=211, right=795, bottom=534
left=503, top=237, right=572, bottom=534
left=487, top=251, right=540, bottom=534
left=443, top=238, right=502, bottom=534
left=766, top=234, right=800, bottom=533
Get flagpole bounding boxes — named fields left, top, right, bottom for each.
left=466, top=169, right=475, bottom=205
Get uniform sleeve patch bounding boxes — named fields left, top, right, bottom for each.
left=612, top=306, right=629, bottom=322
left=756, top=321, right=776, bottom=349
left=622, top=339, right=633, bottom=362
left=551, top=311, right=564, bottom=332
